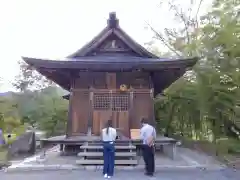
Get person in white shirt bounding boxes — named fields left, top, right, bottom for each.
left=102, top=120, right=117, bottom=179
left=140, top=118, right=156, bottom=177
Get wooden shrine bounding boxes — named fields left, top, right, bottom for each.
left=23, top=12, right=198, bottom=139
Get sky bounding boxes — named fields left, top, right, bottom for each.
left=0, top=0, right=212, bottom=92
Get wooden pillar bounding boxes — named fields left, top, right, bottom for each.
left=87, top=89, right=94, bottom=136
left=106, top=73, right=116, bottom=124
left=129, top=90, right=134, bottom=131
left=110, top=89, right=113, bottom=121
left=66, top=90, right=73, bottom=137
left=150, top=88, right=156, bottom=127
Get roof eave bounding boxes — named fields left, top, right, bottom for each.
left=22, top=56, right=198, bottom=71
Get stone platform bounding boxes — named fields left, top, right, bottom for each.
left=4, top=145, right=225, bottom=172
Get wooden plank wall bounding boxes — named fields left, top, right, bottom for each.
left=92, top=73, right=117, bottom=136
left=92, top=110, right=112, bottom=135
left=113, top=111, right=129, bottom=136
left=71, top=90, right=90, bottom=136
left=106, top=73, right=116, bottom=89
left=68, top=72, right=154, bottom=137
left=131, top=91, right=154, bottom=129
left=92, top=111, right=130, bottom=136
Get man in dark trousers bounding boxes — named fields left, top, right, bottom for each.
left=140, top=118, right=156, bottom=176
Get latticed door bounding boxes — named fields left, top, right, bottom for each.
left=92, top=91, right=130, bottom=136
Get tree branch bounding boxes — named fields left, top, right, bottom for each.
left=195, top=0, right=205, bottom=29
left=168, top=1, right=191, bottom=45
left=146, top=22, right=182, bottom=57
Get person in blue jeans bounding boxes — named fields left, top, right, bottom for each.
left=102, top=120, right=117, bottom=179
left=140, top=118, right=156, bottom=177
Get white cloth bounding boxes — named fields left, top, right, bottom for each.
left=102, top=127, right=117, bottom=142
left=140, top=124, right=156, bottom=145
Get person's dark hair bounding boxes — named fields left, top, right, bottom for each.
left=141, top=118, right=148, bottom=124
left=106, top=120, right=112, bottom=134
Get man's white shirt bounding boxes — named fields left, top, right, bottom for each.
left=140, top=124, right=156, bottom=144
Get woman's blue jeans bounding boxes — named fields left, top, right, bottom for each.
left=103, top=141, right=115, bottom=176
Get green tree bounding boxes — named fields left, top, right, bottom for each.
left=151, top=0, right=240, bottom=148
left=12, top=60, right=69, bottom=136
left=14, top=86, right=68, bottom=136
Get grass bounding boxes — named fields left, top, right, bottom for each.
left=0, top=133, right=19, bottom=167
left=3, top=133, right=17, bottom=144
left=0, top=126, right=27, bottom=167
left=0, top=146, right=8, bottom=167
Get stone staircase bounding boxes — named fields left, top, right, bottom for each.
left=76, top=142, right=138, bottom=166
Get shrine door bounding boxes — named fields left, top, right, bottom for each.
left=92, top=91, right=130, bottom=137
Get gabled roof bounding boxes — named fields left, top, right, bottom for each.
left=67, top=12, right=158, bottom=58
left=22, top=12, right=199, bottom=93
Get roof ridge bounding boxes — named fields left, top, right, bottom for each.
left=67, top=12, right=158, bottom=58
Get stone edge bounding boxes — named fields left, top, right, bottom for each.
left=3, top=164, right=226, bottom=173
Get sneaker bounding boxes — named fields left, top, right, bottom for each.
left=107, top=176, right=111, bottom=179
left=104, top=174, right=108, bottom=178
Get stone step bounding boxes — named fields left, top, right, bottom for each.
left=76, top=159, right=138, bottom=165
left=80, top=145, right=136, bottom=150
left=85, top=142, right=132, bottom=146
left=77, top=152, right=136, bottom=157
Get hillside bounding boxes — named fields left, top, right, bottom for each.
left=0, top=86, right=68, bottom=136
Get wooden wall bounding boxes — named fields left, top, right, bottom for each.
left=70, top=90, right=90, bottom=136
left=68, top=72, right=154, bottom=137
left=74, top=72, right=151, bottom=89
left=131, top=91, right=154, bottom=129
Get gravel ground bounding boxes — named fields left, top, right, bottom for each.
left=1, top=168, right=240, bottom=180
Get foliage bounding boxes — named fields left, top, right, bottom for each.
left=16, top=87, right=68, bottom=137
left=151, top=0, right=240, bottom=153
left=4, top=117, right=21, bottom=132
left=0, top=95, right=24, bottom=136
left=0, top=147, right=8, bottom=165
left=3, top=133, right=17, bottom=145
left=37, top=95, right=68, bottom=137
left=1, top=47, right=69, bottom=138
left=0, top=86, right=68, bottom=137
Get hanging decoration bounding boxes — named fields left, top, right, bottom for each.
left=120, top=84, right=128, bottom=91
